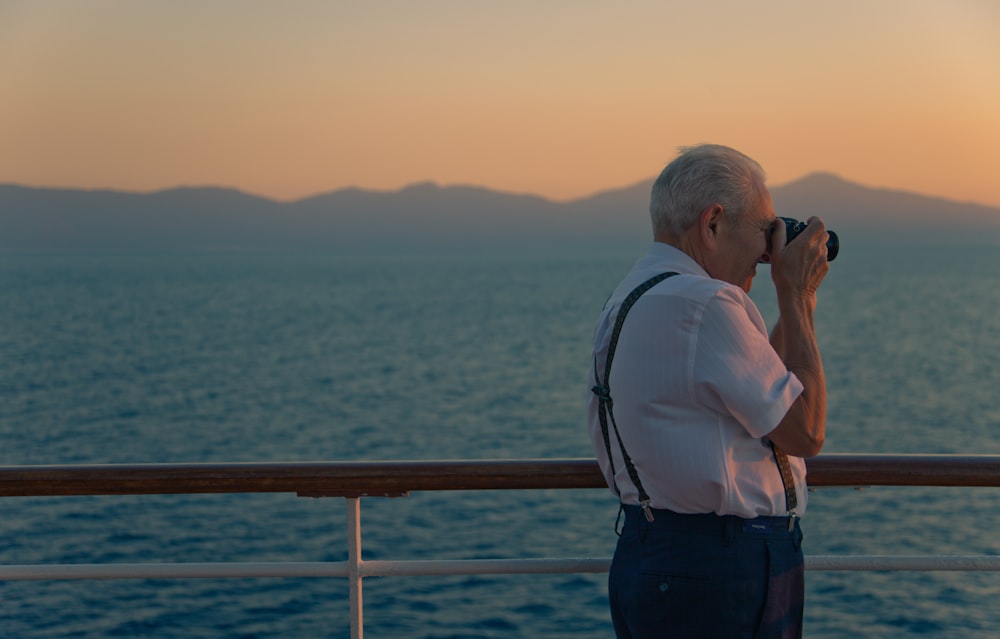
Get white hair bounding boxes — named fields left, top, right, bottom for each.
left=649, top=144, right=768, bottom=237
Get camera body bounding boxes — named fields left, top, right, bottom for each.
left=773, top=216, right=839, bottom=261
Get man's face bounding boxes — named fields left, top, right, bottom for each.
left=713, top=192, right=776, bottom=292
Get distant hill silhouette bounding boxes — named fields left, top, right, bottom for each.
left=771, top=173, right=1000, bottom=245
left=1, top=173, right=998, bottom=253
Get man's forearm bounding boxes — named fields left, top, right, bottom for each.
left=770, top=317, right=785, bottom=358
left=770, top=294, right=827, bottom=457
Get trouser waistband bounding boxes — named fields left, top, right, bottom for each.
left=620, top=504, right=800, bottom=543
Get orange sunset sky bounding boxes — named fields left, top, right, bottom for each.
left=2, top=0, right=999, bottom=208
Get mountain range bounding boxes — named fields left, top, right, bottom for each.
left=2, top=173, right=999, bottom=254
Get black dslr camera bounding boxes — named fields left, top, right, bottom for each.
left=769, top=216, right=839, bottom=262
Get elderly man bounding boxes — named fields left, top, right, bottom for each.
left=588, top=144, right=830, bottom=638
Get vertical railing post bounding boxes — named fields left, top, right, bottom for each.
left=346, top=497, right=363, bottom=639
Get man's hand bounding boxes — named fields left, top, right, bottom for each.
left=767, top=216, right=830, bottom=458
left=769, top=216, right=830, bottom=300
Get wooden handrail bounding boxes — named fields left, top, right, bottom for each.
left=0, top=455, right=998, bottom=498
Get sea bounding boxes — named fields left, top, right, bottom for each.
left=0, top=244, right=997, bottom=638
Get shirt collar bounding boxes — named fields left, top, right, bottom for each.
left=641, top=241, right=711, bottom=278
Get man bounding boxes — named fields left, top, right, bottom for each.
left=587, top=144, right=830, bottom=638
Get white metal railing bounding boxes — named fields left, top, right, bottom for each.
left=2, top=455, right=999, bottom=638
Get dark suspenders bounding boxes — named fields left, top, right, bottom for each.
left=591, top=271, right=798, bottom=527
left=592, top=272, right=678, bottom=523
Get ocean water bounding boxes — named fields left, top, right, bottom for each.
left=0, top=245, right=997, bottom=638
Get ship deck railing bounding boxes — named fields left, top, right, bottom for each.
left=2, top=454, right=999, bottom=638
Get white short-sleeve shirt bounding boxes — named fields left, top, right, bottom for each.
left=587, top=242, right=807, bottom=518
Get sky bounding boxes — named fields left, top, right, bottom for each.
left=2, top=0, right=999, bottom=207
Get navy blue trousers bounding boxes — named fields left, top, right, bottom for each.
left=609, top=505, right=804, bottom=639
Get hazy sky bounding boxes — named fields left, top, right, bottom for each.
left=2, top=0, right=998, bottom=207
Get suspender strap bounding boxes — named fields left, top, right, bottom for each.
left=592, top=272, right=678, bottom=523
left=771, top=441, right=799, bottom=528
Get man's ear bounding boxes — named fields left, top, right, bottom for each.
left=699, top=204, right=724, bottom=247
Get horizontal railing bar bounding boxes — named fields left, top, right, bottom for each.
left=359, top=558, right=611, bottom=577
left=1, top=455, right=998, bottom=497
left=805, top=555, right=1000, bottom=572
left=4, top=555, right=999, bottom=581
left=807, top=454, right=1000, bottom=487
left=0, top=562, right=349, bottom=580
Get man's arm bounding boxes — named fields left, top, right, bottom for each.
left=770, top=317, right=785, bottom=358
left=767, top=217, right=830, bottom=458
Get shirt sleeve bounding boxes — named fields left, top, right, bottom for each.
left=692, top=286, right=803, bottom=439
